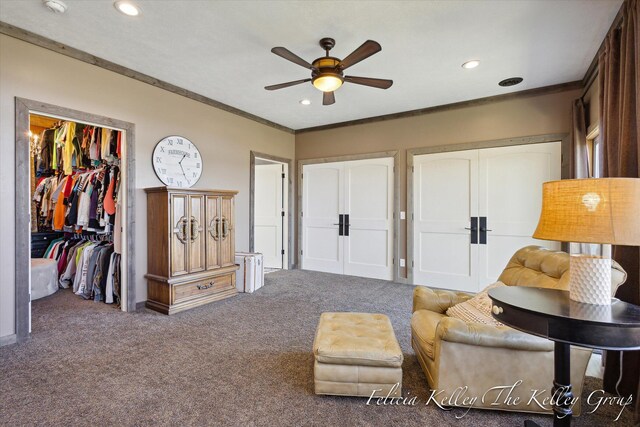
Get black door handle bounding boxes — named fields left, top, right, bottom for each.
left=468, top=217, right=478, bottom=244
left=337, top=214, right=344, bottom=236
left=479, top=217, right=489, bottom=244
left=344, top=214, right=350, bottom=236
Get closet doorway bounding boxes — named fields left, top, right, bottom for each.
left=249, top=152, right=293, bottom=270
left=14, top=98, right=135, bottom=344
left=299, top=152, right=399, bottom=281
left=408, top=134, right=568, bottom=293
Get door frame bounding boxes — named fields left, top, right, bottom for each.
left=297, top=150, right=400, bottom=282
left=407, top=133, right=569, bottom=285
left=249, top=151, right=294, bottom=269
left=14, top=97, right=136, bottom=345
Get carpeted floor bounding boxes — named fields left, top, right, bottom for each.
left=0, top=270, right=636, bottom=426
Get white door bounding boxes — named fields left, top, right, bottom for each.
left=413, top=142, right=561, bottom=293
left=413, top=150, right=479, bottom=291
left=255, top=163, right=284, bottom=269
left=302, top=162, right=344, bottom=274
left=343, top=158, right=394, bottom=280
left=477, top=142, right=561, bottom=284
left=302, top=158, right=394, bottom=280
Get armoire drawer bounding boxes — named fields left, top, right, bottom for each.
left=173, top=273, right=234, bottom=304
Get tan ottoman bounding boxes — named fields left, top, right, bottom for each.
left=313, top=312, right=403, bottom=398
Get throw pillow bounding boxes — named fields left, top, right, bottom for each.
left=446, top=281, right=506, bottom=326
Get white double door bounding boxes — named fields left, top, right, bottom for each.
left=302, top=157, right=394, bottom=280
left=413, top=142, right=561, bottom=292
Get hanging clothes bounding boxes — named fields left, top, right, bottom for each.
left=33, top=119, right=123, bottom=309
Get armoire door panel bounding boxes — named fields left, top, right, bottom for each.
left=188, top=195, right=206, bottom=273
left=170, top=194, right=189, bottom=277
left=219, top=196, right=235, bottom=268
left=205, top=195, right=221, bottom=270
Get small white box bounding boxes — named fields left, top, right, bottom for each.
left=235, top=252, right=264, bottom=293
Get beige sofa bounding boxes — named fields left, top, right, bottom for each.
left=411, top=245, right=627, bottom=415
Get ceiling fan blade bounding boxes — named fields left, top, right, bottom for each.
left=323, top=91, right=335, bottom=106
left=339, top=40, right=382, bottom=70
left=271, top=47, right=314, bottom=69
left=264, top=78, right=311, bottom=91
left=344, top=75, right=393, bottom=89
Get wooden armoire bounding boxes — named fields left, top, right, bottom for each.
left=145, top=187, right=239, bottom=314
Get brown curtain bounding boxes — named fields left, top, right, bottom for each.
left=599, top=0, right=640, bottom=404
left=571, top=98, right=590, bottom=179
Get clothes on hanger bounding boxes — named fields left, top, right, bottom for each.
left=36, top=121, right=122, bottom=177
left=32, top=166, right=121, bottom=238
left=32, top=118, right=124, bottom=309
left=44, top=236, right=121, bottom=306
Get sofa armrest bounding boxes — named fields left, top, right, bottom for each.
left=436, top=316, right=554, bottom=351
left=413, top=286, right=473, bottom=314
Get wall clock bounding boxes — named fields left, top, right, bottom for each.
left=152, top=136, right=202, bottom=188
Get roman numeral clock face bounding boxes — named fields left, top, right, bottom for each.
left=152, top=136, right=203, bottom=188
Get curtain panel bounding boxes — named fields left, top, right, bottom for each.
left=598, top=0, right=640, bottom=403
left=571, top=98, right=590, bottom=179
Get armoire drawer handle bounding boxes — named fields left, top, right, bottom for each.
left=209, top=217, right=220, bottom=240
left=221, top=217, right=229, bottom=239
left=190, top=216, right=199, bottom=242
left=197, top=281, right=214, bottom=290
left=175, top=217, right=188, bottom=243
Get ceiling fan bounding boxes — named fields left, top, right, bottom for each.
left=265, top=38, right=393, bottom=106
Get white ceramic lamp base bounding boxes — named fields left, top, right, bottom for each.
left=569, top=254, right=612, bottom=305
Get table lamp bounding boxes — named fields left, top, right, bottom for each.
left=533, top=178, right=640, bottom=305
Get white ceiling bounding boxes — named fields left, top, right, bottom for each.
left=0, top=0, right=622, bottom=130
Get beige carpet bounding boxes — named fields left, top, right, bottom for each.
left=0, top=269, right=636, bottom=426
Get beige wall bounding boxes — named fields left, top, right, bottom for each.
left=0, top=35, right=294, bottom=339
left=296, top=88, right=580, bottom=279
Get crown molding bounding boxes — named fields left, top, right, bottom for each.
left=296, top=80, right=583, bottom=134
left=0, top=21, right=295, bottom=134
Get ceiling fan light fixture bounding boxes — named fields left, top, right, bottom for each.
left=312, top=74, right=343, bottom=92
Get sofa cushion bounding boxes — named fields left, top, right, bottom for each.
left=313, top=312, right=403, bottom=368
left=446, top=282, right=506, bottom=326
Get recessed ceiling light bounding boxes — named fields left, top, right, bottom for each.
left=114, top=1, right=141, bottom=16
left=499, top=77, right=524, bottom=87
left=299, top=99, right=311, bottom=106
left=462, top=60, right=480, bottom=69
left=42, top=0, right=67, bottom=13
